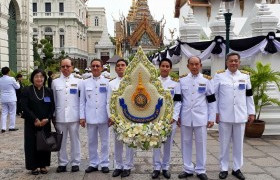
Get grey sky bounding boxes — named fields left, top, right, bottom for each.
left=87, top=0, right=179, bottom=43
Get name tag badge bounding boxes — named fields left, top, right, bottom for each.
left=70, top=89, right=77, bottom=94
left=198, top=86, right=206, bottom=93
left=99, top=86, right=107, bottom=93
left=239, top=84, right=245, bottom=90
left=170, top=89, right=174, bottom=95
left=44, top=97, right=51, bottom=102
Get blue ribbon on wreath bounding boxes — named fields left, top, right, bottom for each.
left=119, top=98, right=163, bottom=123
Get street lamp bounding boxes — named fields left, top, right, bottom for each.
left=221, top=0, right=236, bottom=58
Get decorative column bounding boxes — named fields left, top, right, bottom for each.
left=178, top=8, right=202, bottom=75
left=251, top=0, right=279, bottom=36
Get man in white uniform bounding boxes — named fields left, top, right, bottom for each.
left=214, top=52, right=255, bottom=180
left=178, top=56, right=216, bottom=180
left=107, top=59, right=134, bottom=178
left=52, top=58, right=82, bottom=173
left=80, top=59, right=110, bottom=173
left=0, top=67, right=20, bottom=133
left=151, top=58, right=181, bottom=179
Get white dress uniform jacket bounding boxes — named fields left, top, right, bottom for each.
left=214, top=69, right=255, bottom=123
left=52, top=74, right=81, bottom=123
left=153, top=76, right=181, bottom=171
left=180, top=73, right=216, bottom=126
left=107, top=76, right=134, bottom=170
left=214, top=69, right=255, bottom=172
left=52, top=73, right=82, bottom=166
left=0, top=75, right=20, bottom=103
left=80, top=75, right=109, bottom=124
left=0, top=75, right=20, bottom=130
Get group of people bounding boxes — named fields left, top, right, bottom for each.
left=0, top=51, right=255, bottom=180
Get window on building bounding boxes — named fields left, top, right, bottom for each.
left=33, top=3, right=37, bottom=16
left=45, top=27, right=52, bottom=33
left=60, top=35, right=65, bottom=47
left=45, top=2, right=51, bottom=16
left=94, top=16, right=99, bottom=26
left=59, top=2, right=64, bottom=15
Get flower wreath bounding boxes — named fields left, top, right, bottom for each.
left=110, top=47, right=174, bottom=150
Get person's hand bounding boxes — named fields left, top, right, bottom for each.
left=80, top=119, right=86, bottom=128
left=177, top=118, right=181, bottom=127
left=108, top=118, right=114, bottom=127
left=170, top=119, right=175, bottom=124
left=34, top=119, right=41, bottom=127
left=216, top=113, right=220, bottom=124
left=207, top=121, right=214, bottom=128
left=40, top=119, right=49, bottom=127
left=248, top=114, right=255, bottom=125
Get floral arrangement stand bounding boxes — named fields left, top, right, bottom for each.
left=110, top=47, right=174, bottom=150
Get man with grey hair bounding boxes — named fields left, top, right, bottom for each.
left=214, top=52, right=255, bottom=180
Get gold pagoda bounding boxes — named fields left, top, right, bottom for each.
left=115, top=0, right=165, bottom=56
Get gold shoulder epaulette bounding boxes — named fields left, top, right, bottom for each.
left=240, top=70, right=250, bottom=75
left=74, top=74, right=82, bottom=79
left=109, top=77, right=116, bottom=82
left=203, top=74, right=212, bottom=80
left=53, top=74, right=60, bottom=80
left=216, top=70, right=225, bottom=74
left=84, top=76, right=91, bottom=80
left=179, top=73, right=188, bottom=78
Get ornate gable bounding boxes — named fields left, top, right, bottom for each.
left=129, top=17, right=160, bottom=47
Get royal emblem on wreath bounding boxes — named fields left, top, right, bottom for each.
left=110, top=47, right=174, bottom=150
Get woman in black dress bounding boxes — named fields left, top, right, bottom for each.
left=21, top=69, right=55, bottom=175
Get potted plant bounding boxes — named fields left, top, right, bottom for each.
left=243, top=61, right=280, bottom=138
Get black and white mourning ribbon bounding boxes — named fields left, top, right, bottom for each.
left=151, top=32, right=280, bottom=65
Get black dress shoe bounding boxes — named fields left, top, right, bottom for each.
left=162, top=170, right=171, bottom=179
left=101, top=167, right=109, bottom=173
left=197, top=173, right=208, bottom=180
left=232, top=169, right=245, bottom=180
left=152, top=170, right=160, bottom=179
left=178, top=171, right=193, bottom=179
left=85, top=166, right=98, bottom=173
left=219, top=171, right=228, bottom=179
left=1, top=129, right=5, bottom=133
left=31, top=169, right=39, bottom=175
left=121, top=169, right=131, bottom=177
left=56, top=166, right=67, bottom=173
left=112, top=169, right=123, bottom=177
left=8, top=128, right=19, bottom=131
left=71, top=165, right=79, bottom=172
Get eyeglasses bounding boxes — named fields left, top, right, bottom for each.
left=61, top=65, right=72, bottom=69
left=91, top=65, right=101, bottom=68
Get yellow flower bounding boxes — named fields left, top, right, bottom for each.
left=133, top=125, right=142, bottom=134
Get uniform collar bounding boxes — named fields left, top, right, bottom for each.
left=61, top=73, right=73, bottom=79
left=159, top=76, right=170, bottom=82
left=226, top=69, right=240, bottom=76
left=188, top=73, right=201, bottom=78
left=117, top=76, right=123, bottom=80
left=93, top=75, right=101, bottom=80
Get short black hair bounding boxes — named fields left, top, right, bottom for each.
left=47, top=71, right=53, bottom=77
left=226, top=52, right=240, bottom=61
left=187, top=56, right=202, bottom=64
left=30, top=69, right=47, bottom=86
left=16, top=74, right=23, bottom=79
left=1, top=67, right=10, bottom=75
left=116, top=59, right=128, bottom=66
left=90, top=59, right=103, bottom=66
left=159, top=58, right=172, bottom=68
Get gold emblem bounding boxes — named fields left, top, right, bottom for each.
left=131, top=72, right=151, bottom=110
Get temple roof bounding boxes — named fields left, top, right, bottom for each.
left=127, top=0, right=153, bottom=22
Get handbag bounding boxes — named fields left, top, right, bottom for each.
left=36, top=127, right=63, bottom=152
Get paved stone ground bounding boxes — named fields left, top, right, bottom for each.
left=1, top=116, right=280, bottom=180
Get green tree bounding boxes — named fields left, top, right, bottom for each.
left=243, top=62, right=280, bottom=120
